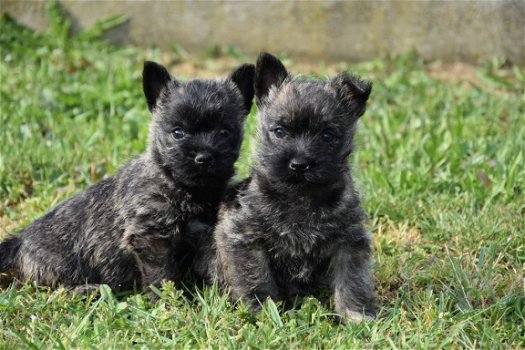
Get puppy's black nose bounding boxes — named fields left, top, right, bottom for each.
left=195, top=152, right=213, bottom=165
left=289, top=158, right=310, bottom=171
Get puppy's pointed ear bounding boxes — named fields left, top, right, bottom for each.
left=228, top=63, right=255, bottom=114
left=143, top=61, right=172, bottom=111
left=255, top=52, right=289, bottom=106
left=331, top=72, right=372, bottom=120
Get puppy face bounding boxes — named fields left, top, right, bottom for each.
left=143, top=62, right=254, bottom=188
left=253, top=53, right=371, bottom=188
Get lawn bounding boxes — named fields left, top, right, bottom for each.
left=1, top=4, right=524, bottom=349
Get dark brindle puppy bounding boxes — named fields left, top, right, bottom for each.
left=0, top=61, right=255, bottom=298
left=213, top=53, right=375, bottom=322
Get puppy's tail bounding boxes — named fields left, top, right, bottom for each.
left=0, top=235, right=21, bottom=272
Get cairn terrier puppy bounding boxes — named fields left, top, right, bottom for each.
left=0, top=61, right=255, bottom=298
left=213, top=53, right=375, bottom=322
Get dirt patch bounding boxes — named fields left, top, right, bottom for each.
left=427, top=62, right=479, bottom=85
left=375, top=219, right=422, bottom=248
left=427, top=62, right=521, bottom=97
left=161, top=54, right=512, bottom=92
left=150, top=52, right=350, bottom=80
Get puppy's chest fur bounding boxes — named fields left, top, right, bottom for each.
left=165, top=189, right=217, bottom=224
left=118, top=158, right=221, bottom=231
left=242, top=196, right=348, bottom=283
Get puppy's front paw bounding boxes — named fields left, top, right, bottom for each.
left=70, top=284, right=101, bottom=296
left=145, top=286, right=162, bottom=303
left=344, top=309, right=375, bottom=323
left=335, top=304, right=375, bottom=323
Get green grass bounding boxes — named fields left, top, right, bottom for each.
left=1, top=4, right=524, bottom=349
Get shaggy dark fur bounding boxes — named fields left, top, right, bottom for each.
left=212, top=53, right=375, bottom=322
left=0, top=61, right=255, bottom=298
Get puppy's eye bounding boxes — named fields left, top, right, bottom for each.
left=322, top=130, right=334, bottom=142
left=273, top=127, right=286, bottom=138
left=219, top=128, right=231, bottom=138
left=172, top=127, right=185, bottom=140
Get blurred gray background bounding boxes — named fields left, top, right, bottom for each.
left=2, top=0, right=524, bottom=64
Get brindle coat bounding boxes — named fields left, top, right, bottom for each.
left=212, top=53, right=375, bottom=321
left=0, top=61, right=255, bottom=298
